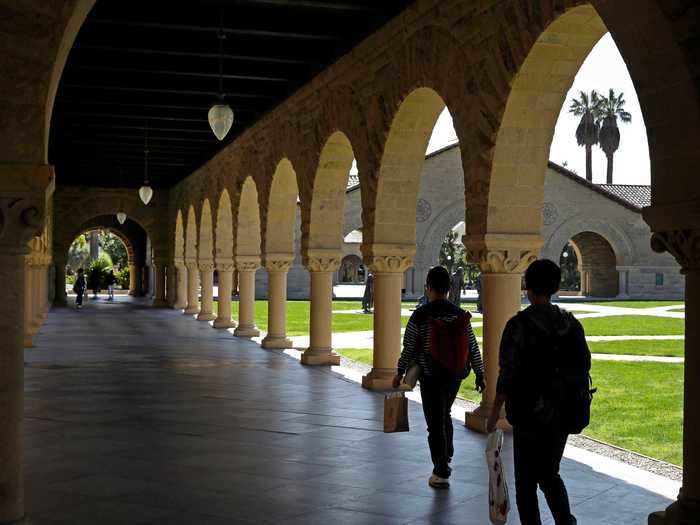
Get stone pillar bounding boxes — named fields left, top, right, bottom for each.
left=166, top=263, right=177, bottom=307
left=462, top=235, right=540, bottom=433
left=301, top=253, right=341, bottom=365
left=173, top=264, right=187, bottom=309
left=36, top=262, right=49, bottom=322
left=0, top=165, right=52, bottom=524
left=53, top=256, right=67, bottom=307
left=234, top=257, right=260, bottom=337
left=23, top=259, right=35, bottom=348
left=197, top=263, right=216, bottom=321
left=262, top=256, right=293, bottom=350
left=183, top=262, right=199, bottom=315
left=152, top=263, right=167, bottom=307
left=30, top=262, right=43, bottom=329
left=648, top=229, right=700, bottom=524
left=213, top=262, right=235, bottom=329
left=128, top=262, right=138, bottom=295
left=361, top=250, right=413, bottom=390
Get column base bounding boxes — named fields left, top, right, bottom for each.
left=196, top=312, right=216, bottom=321
left=361, top=367, right=396, bottom=391
left=465, top=403, right=511, bottom=434
left=649, top=496, right=700, bottom=525
left=172, top=302, right=186, bottom=310
left=128, top=290, right=136, bottom=296
left=152, top=299, right=168, bottom=308
left=183, top=307, right=198, bottom=315
left=234, top=325, right=260, bottom=337
left=213, top=317, right=235, bottom=329
left=301, top=347, right=340, bottom=365
left=262, top=335, right=293, bottom=350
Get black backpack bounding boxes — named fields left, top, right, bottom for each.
left=508, top=311, right=595, bottom=434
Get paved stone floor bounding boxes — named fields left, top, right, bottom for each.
left=24, top=298, right=674, bottom=524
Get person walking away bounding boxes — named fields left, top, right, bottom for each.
left=487, top=259, right=591, bottom=525
left=393, top=266, right=486, bottom=489
left=475, top=273, right=483, bottom=313
left=106, top=270, right=117, bottom=301
left=88, top=266, right=101, bottom=299
left=362, top=272, right=374, bottom=313
left=74, top=268, right=86, bottom=309
left=448, top=267, right=464, bottom=306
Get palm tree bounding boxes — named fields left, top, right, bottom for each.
left=597, top=88, right=632, bottom=184
left=569, top=90, right=601, bottom=182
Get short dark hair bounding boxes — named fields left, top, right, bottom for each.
left=525, top=259, right=561, bottom=296
left=426, top=266, right=450, bottom=294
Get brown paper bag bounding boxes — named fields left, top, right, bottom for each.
left=384, top=392, right=409, bottom=433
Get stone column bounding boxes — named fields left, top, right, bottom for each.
left=173, top=264, right=187, bottom=309
left=262, top=256, right=293, bottom=350
left=214, top=262, right=235, bottom=329
left=166, top=263, right=177, bottom=307
left=183, top=262, right=199, bottom=315
left=300, top=253, right=341, bottom=365
left=234, top=257, right=260, bottom=337
left=30, top=261, right=44, bottom=330
left=53, top=255, right=67, bottom=306
left=152, top=263, right=167, bottom=307
left=197, top=262, right=216, bottom=321
left=361, top=252, right=413, bottom=389
left=463, top=234, right=539, bottom=433
left=648, top=229, right=700, bottom=524
left=128, top=262, right=138, bottom=295
left=23, top=258, right=35, bottom=348
left=0, top=165, right=52, bottom=524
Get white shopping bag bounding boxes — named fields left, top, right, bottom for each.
left=486, top=429, right=510, bottom=524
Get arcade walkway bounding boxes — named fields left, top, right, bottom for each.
left=24, top=299, right=674, bottom=524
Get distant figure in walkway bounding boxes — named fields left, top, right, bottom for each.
left=74, top=268, right=86, bottom=309
left=393, top=266, right=485, bottom=489
left=488, top=259, right=591, bottom=525
left=106, top=270, right=117, bottom=301
left=448, top=267, right=464, bottom=306
left=88, top=267, right=101, bottom=299
left=475, top=273, right=483, bottom=313
left=362, top=273, right=374, bottom=313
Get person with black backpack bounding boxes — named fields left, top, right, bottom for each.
left=487, top=259, right=593, bottom=525
left=392, top=266, right=485, bottom=489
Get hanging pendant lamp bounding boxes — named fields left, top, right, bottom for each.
left=139, top=122, right=153, bottom=205
left=208, top=12, right=234, bottom=141
left=116, top=211, right=127, bottom=224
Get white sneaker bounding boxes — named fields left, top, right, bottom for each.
left=428, top=474, right=450, bottom=489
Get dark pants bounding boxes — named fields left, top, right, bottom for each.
left=513, top=425, right=576, bottom=525
left=76, top=289, right=84, bottom=306
left=419, top=375, right=461, bottom=478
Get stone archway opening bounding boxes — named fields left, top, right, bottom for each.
left=563, top=231, right=619, bottom=297
left=338, top=254, right=364, bottom=284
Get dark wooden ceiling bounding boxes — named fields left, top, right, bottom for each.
left=50, top=0, right=413, bottom=188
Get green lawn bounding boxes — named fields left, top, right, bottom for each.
left=580, top=315, right=685, bottom=336
left=215, top=300, right=410, bottom=336
left=583, top=301, right=684, bottom=309
left=336, top=347, right=683, bottom=465
left=588, top=340, right=684, bottom=358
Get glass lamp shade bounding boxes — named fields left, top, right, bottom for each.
left=116, top=212, right=127, bottom=225
left=139, top=184, right=153, bottom=205
left=208, top=103, right=234, bottom=141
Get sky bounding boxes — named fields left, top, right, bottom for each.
left=426, top=33, right=651, bottom=186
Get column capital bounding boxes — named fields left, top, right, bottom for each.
left=235, top=255, right=260, bottom=272
left=302, top=248, right=341, bottom=272
left=198, top=260, right=215, bottom=272
left=463, top=233, right=541, bottom=274
left=184, top=261, right=198, bottom=270
left=361, top=243, right=414, bottom=274
left=216, top=260, right=235, bottom=273
left=650, top=229, right=700, bottom=273
left=263, top=253, right=294, bottom=273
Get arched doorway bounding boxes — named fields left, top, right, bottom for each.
left=565, top=231, right=619, bottom=297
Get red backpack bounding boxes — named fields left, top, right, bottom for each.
left=427, top=311, right=471, bottom=375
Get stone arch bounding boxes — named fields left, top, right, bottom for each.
left=264, top=159, right=299, bottom=256
left=185, top=206, right=198, bottom=264
left=474, top=4, right=608, bottom=241
left=215, top=190, right=234, bottom=264
left=417, top=200, right=465, bottom=270
left=174, top=210, right=185, bottom=264
left=367, top=87, right=447, bottom=251
left=235, top=177, right=261, bottom=259
left=306, top=131, right=356, bottom=256
left=338, top=254, right=364, bottom=284
left=78, top=223, right=136, bottom=266
left=570, top=231, right=619, bottom=297
left=198, top=200, right=214, bottom=264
